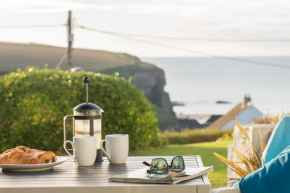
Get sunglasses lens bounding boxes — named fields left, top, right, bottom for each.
left=150, top=158, right=168, bottom=174
left=171, top=156, right=185, bottom=172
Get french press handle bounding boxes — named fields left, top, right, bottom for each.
left=63, top=115, right=75, bottom=143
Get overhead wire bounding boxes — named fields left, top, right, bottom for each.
left=77, top=24, right=290, bottom=70
left=74, top=25, right=290, bottom=42
left=99, top=33, right=290, bottom=42
left=1, top=23, right=290, bottom=42
left=0, top=24, right=66, bottom=29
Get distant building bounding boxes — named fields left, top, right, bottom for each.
left=71, top=66, right=83, bottom=72
left=209, top=95, right=264, bottom=130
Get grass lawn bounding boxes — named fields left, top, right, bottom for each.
left=130, top=139, right=233, bottom=188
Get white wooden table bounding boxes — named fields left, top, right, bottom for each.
left=0, top=156, right=211, bottom=193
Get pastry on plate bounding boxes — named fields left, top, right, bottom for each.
left=0, top=146, right=57, bottom=164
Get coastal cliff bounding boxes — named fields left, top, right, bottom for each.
left=0, top=42, right=177, bottom=131
left=101, top=60, right=178, bottom=131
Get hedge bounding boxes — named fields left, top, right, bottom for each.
left=159, top=128, right=233, bottom=144
left=0, top=67, right=160, bottom=153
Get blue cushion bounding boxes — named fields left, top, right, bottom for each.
left=262, top=116, right=290, bottom=164
left=235, top=145, right=290, bottom=193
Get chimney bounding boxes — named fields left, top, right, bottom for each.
left=243, top=94, right=252, bottom=106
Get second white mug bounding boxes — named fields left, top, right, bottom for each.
left=100, top=134, right=129, bottom=164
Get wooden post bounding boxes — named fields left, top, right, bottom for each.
left=67, top=10, right=73, bottom=69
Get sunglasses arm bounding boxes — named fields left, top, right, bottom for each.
left=143, top=161, right=151, bottom=167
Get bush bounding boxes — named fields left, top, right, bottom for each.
left=0, top=67, right=160, bottom=153
left=159, top=128, right=233, bottom=144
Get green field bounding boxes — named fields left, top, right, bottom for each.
left=0, top=42, right=158, bottom=73
left=130, top=139, right=232, bottom=188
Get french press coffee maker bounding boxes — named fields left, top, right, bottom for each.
left=63, top=76, right=104, bottom=162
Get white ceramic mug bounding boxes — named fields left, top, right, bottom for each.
left=64, top=135, right=96, bottom=166
left=100, top=134, right=129, bottom=164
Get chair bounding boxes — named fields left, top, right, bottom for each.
left=211, top=116, right=290, bottom=193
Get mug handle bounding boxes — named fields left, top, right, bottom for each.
left=64, top=140, right=77, bottom=163
left=100, top=140, right=111, bottom=161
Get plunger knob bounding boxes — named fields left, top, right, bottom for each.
left=83, top=76, right=90, bottom=83
left=83, top=76, right=90, bottom=103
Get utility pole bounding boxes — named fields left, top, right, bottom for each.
left=67, top=10, right=73, bottom=69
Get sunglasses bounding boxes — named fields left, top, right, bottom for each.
left=143, top=156, right=185, bottom=174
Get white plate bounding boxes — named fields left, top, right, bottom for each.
left=0, top=156, right=67, bottom=172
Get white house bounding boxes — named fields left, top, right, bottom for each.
left=210, top=95, right=264, bottom=130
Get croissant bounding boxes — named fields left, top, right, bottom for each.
left=32, top=151, right=57, bottom=163
left=0, top=149, right=12, bottom=164
left=0, top=146, right=57, bottom=164
left=15, top=146, right=57, bottom=163
left=15, top=146, right=32, bottom=153
left=0, top=148, right=39, bottom=164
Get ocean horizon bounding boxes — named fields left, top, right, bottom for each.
left=143, top=56, right=290, bottom=116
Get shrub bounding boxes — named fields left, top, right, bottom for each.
left=0, top=67, right=160, bottom=153
left=213, top=119, right=264, bottom=180
left=159, top=128, right=233, bottom=144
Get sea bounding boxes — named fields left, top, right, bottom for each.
left=0, top=0, right=290, bottom=116
left=143, top=57, right=290, bottom=116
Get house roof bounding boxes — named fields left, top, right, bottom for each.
left=209, top=102, right=249, bottom=129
